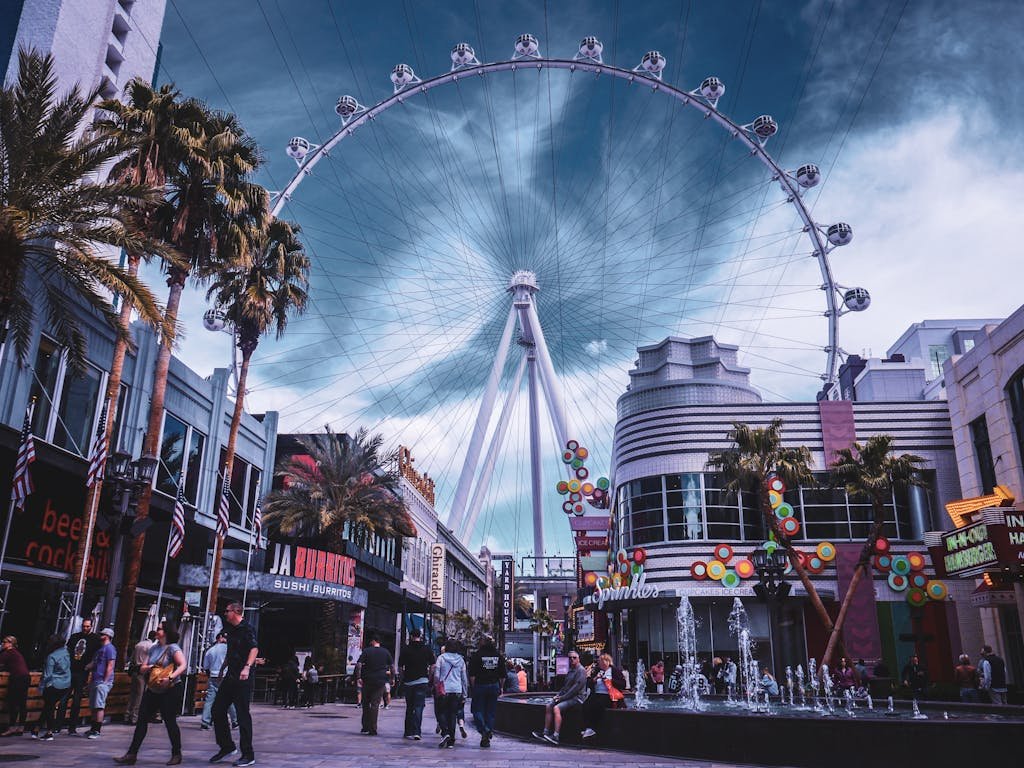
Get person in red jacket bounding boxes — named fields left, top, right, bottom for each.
left=0, top=636, right=31, bottom=736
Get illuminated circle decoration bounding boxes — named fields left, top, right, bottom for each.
left=816, top=542, right=836, bottom=561
left=768, top=476, right=786, bottom=493
left=691, top=561, right=709, bottom=580
left=568, top=479, right=582, bottom=493
left=762, top=540, right=779, bottom=554
left=907, top=552, right=926, bottom=572
left=808, top=556, right=824, bottom=571
left=873, top=554, right=892, bottom=572
left=907, top=588, right=928, bottom=608
left=887, top=572, right=908, bottom=592
left=714, top=544, right=734, bottom=562
left=566, top=440, right=579, bottom=451
left=633, top=548, right=647, bottom=564
left=735, top=559, right=756, bottom=579
left=584, top=571, right=598, bottom=587
left=631, top=562, right=643, bottom=578
left=562, top=450, right=575, bottom=463
left=775, top=502, right=795, bottom=519
left=768, top=490, right=783, bottom=509
left=616, top=548, right=629, bottom=564
left=596, top=477, right=610, bottom=491
left=890, top=556, right=911, bottom=576
left=781, top=517, right=801, bottom=536
left=576, top=467, right=589, bottom=480
left=568, top=492, right=582, bottom=502
left=612, top=572, right=623, bottom=587
left=556, top=480, right=569, bottom=494
left=910, top=573, right=928, bottom=589
left=874, top=538, right=890, bottom=554
left=783, top=559, right=793, bottom=575
left=572, top=458, right=584, bottom=469
left=597, top=575, right=610, bottom=589
left=794, top=550, right=808, bottom=568
left=926, top=580, right=948, bottom=601
left=581, top=482, right=595, bottom=495
left=722, top=570, right=740, bottom=589
left=707, top=560, right=727, bottom=580
left=576, top=447, right=589, bottom=460
left=573, top=504, right=585, bottom=515
left=592, top=488, right=605, bottom=501
left=562, top=501, right=573, bottom=513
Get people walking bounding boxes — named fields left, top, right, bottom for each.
left=435, top=639, right=469, bottom=749
left=113, top=620, right=188, bottom=765
left=532, top=650, right=586, bottom=746
left=901, top=655, right=928, bottom=699
left=503, top=659, right=520, bottom=693
left=468, top=635, right=505, bottom=748
left=210, top=602, right=259, bottom=767
left=398, top=628, right=435, bottom=740
left=31, top=634, right=71, bottom=740
left=65, top=618, right=101, bottom=734
left=83, top=628, right=116, bottom=739
left=356, top=632, right=394, bottom=736
left=516, top=663, right=528, bottom=693
left=833, top=658, right=856, bottom=694
left=649, top=659, right=665, bottom=694
left=954, top=654, right=979, bottom=703
left=202, top=632, right=237, bottom=729
left=979, top=645, right=1008, bottom=705
left=0, top=635, right=31, bottom=736
left=301, top=658, right=319, bottom=708
left=126, top=632, right=156, bottom=726
left=279, top=654, right=299, bottom=708
left=581, top=653, right=626, bottom=741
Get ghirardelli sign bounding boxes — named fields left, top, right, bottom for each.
left=429, top=543, right=445, bottom=607
left=268, top=542, right=356, bottom=587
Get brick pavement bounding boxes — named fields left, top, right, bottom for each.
left=0, top=700, right=764, bottom=768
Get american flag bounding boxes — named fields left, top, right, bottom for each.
left=252, top=499, right=263, bottom=549
left=85, top=401, right=109, bottom=488
left=10, top=401, right=37, bottom=511
left=216, top=468, right=230, bottom=538
left=169, top=483, right=186, bottom=559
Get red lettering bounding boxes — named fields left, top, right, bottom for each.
left=326, top=553, right=336, bottom=583
left=315, top=550, right=326, bottom=581
left=25, top=541, right=39, bottom=565
left=42, top=501, right=58, bottom=533
left=343, top=557, right=355, bottom=587
left=295, top=547, right=307, bottom=579
left=96, top=530, right=109, bottom=547
left=70, top=517, right=82, bottom=540
left=56, top=513, right=69, bottom=538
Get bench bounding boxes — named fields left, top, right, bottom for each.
left=0, top=671, right=131, bottom=726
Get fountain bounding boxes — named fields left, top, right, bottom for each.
left=795, top=664, right=807, bottom=708
left=866, top=694, right=873, bottom=711
left=887, top=695, right=895, bottom=715
left=911, top=699, right=928, bottom=720
left=674, top=597, right=703, bottom=710
left=820, top=664, right=834, bottom=715
left=785, top=665, right=794, bottom=706
left=634, top=658, right=649, bottom=710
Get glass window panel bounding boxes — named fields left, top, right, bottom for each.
left=157, top=413, right=187, bottom=495
left=53, top=364, right=102, bottom=454
left=247, top=467, right=262, bottom=521
left=110, top=384, right=129, bottom=453
left=229, top=456, right=248, bottom=525
left=184, top=428, right=205, bottom=504
left=29, top=338, right=62, bottom=438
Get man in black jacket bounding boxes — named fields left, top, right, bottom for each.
left=468, top=635, right=505, bottom=748
left=398, top=628, right=435, bottom=740
left=65, top=618, right=101, bottom=734
left=210, top=603, right=259, bottom=767
left=356, top=633, right=394, bottom=736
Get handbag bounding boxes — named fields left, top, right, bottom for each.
left=147, top=647, right=177, bottom=693
left=433, top=659, right=456, bottom=697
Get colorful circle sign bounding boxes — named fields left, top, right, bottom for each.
left=633, top=548, right=647, bottom=564
left=768, top=476, right=786, bottom=493
left=707, top=560, right=727, bottom=580
left=735, top=559, right=755, bottom=579
left=874, top=554, right=892, bottom=572
left=907, top=552, right=926, bottom=572
left=690, top=561, right=708, bottom=580
left=596, top=477, right=610, bottom=491
left=926, top=580, right=948, bottom=601
left=762, top=540, right=778, bottom=555
left=573, top=504, right=585, bottom=516
left=775, top=502, right=795, bottom=519
left=807, top=556, right=825, bottom=573
left=576, top=467, right=589, bottom=480
left=562, top=450, right=575, bottom=463
left=891, top=556, right=911, bottom=576
left=556, top=480, right=569, bottom=495
left=910, top=573, right=928, bottom=589
left=722, top=570, right=740, bottom=589
left=874, top=537, right=890, bottom=554
left=768, top=490, right=783, bottom=509
left=907, top=588, right=928, bottom=608
left=568, top=478, right=581, bottom=493
left=566, top=440, right=579, bottom=451
left=581, top=482, right=595, bottom=495
left=781, top=517, right=801, bottom=536
left=816, top=542, right=836, bottom=562
left=584, top=571, right=598, bottom=587
left=562, top=501, right=573, bottom=514
left=714, top=544, right=734, bottom=563
left=888, top=572, right=908, bottom=592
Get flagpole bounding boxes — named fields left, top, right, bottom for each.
left=155, top=532, right=172, bottom=622
left=241, top=527, right=256, bottom=611
left=73, top=398, right=109, bottom=628
left=0, top=498, right=17, bottom=578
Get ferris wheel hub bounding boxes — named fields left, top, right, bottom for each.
left=508, top=269, right=539, bottom=293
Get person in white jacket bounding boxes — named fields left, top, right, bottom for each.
left=434, top=640, right=470, bottom=749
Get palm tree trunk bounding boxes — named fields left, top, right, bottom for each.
left=113, top=270, right=185, bottom=659
left=821, top=494, right=887, bottom=669
left=206, top=341, right=255, bottom=614
left=74, top=253, right=140, bottom=587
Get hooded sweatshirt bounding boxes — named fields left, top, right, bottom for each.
left=42, top=647, right=72, bottom=690
left=436, top=651, right=469, bottom=695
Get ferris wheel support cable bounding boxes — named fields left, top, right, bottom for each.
left=520, top=299, right=571, bottom=448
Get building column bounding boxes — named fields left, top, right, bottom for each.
left=908, top=483, right=930, bottom=540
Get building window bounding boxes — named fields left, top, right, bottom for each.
left=218, top=448, right=262, bottom=527
left=28, top=336, right=103, bottom=456
left=970, top=415, right=997, bottom=493
left=1007, top=370, right=1024, bottom=479
left=156, top=413, right=205, bottom=505
left=928, top=344, right=950, bottom=379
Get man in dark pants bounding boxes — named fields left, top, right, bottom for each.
left=468, top=635, right=505, bottom=748
left=210, top=603, right=258, bottom=767
left=356, top=633, right=394, bottom=736
left=65, top=618, right=100, bottom=734
left=398, top=628, right=435, bottom=740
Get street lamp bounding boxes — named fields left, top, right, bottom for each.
left=752, top=547, right=790, bottom=677
left=100, top=452, right=157, bottom=628
left=561, top=593, right=574, bottom=654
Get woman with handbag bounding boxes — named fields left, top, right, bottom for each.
left=114, top=621, right=188, bottom=766
left=580, top=653, right=626, bottom=741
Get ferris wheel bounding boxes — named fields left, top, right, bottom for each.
left=255, top=35, right=870, bottom=558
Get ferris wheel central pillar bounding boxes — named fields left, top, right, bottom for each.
left=527, top=344, right=545, bottom=576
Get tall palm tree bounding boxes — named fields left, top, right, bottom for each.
left=822, top=435, right=925, bottom=667
left=0, top=49, right=171, bottom=372
left=264, top=426, right=415, bottom=656
left=706, top=419, right=836, bottom=640
left=114, top=107, right=267, bottom=656
left=202, top=215, right=310, bottom=612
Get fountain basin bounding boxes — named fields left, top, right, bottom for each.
left=495, top=694, right=1021, bottom=767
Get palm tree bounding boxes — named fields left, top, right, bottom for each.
left=263, top=427, right=416, bottom=653
left=202, top=215, right=310, bottom=612
left=0, top=49, right=171, bottom=372
left=822, top=435, right=925, bottom=668
left=706, top=419, right=836, bottom=640
left=114, top=107, right=267, bottom=656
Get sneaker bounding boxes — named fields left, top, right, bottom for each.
left=532, top=730, right=548, bottom=741
left=200, top=724, right=211, bottom=730
left=481, top=733, right=491, bottom=748
left=459, top=724, right=467, bottom=739
left=412, top=735, right=421, bottom=741
left=231, top=723, right=239, bottom=729
left=542, top=732, right=559, bottom=745
left=446, top=741, right=454, bottom=749
left=581, top=728, right=597, bottom=739
left=40, top=732, right=54, bottom=742
left=438, top=736, right=450, bottom=749
left=233, top=757, right=256, bottom=767
left=209, top=748, right=239, bottom=763
left=86, top=731, right=101, bottom=740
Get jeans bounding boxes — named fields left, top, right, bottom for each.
left=213, top=676, right=253, bottom=758
left=5, top=675, right=29, bottom=726
left=202, top=677, right=237, bottom=726
left=403, top=683, right=428, bottom=737
left=437, top=692, right=463, bottom=740
left=38, top=686, right=70, bottom=733
left=127, top=686, right=183, bottom=756
left=66, top=670, right=88, bottom=730
left=583, top=692, right=612, bottom=731
left=471, top=683, right=500, bottom=735
left=361, top=683, right=385, bottom=734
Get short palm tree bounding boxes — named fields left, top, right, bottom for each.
left=706, top=419, right=836, bottom=640
left=0, top=48, right=171, bottom=372
left=203, top=215, right=310, bottom=610
left=822, top=435, right=925, bottom=667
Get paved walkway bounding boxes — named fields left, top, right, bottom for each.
left=0, top=700, right=765, bottom=768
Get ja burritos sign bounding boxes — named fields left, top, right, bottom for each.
left=584, top=571, right=660, bottom=610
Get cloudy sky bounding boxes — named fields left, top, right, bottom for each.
left=151, top=0, right=1024, bottom=560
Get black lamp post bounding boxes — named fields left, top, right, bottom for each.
left=101, top=452, right=157, bottom=628
left=752, top=547, right=790, bottom=676
left=561, top=592, right=574, bottom=654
